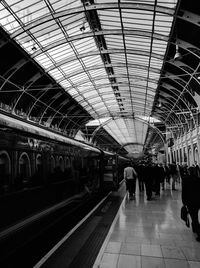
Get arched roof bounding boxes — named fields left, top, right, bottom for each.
left=0, top=0, right=200, bottom=156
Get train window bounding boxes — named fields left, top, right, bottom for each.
left=19, top=153, right=31, bottom=179
left=0, top=151, right=11, bottom=192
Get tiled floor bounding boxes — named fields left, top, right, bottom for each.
left=93, top=182, right=200, bottom=268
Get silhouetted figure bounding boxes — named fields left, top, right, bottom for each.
left=144, top=164, right=153, bottom=200
left=182, top=166, right=200, bottom=241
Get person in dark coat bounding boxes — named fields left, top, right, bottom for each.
left=152, top=164, right=161, bottom=196
left=194, top=161, right=200, bottom=178
left=164, top=164, right=170, bottom=184
left=137, top=163, right=145, bottom=192
left=144, top=163, right=153, bottom=200
left=169, top=162, right=178, bottom=190
left=182, top=166, right=200, bottom=241
left=158, top=163, right=166, bottom=190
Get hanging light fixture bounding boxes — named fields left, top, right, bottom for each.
left=174, top=43, right=182, bottom=60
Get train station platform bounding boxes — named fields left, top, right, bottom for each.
left=93, top=184, right=200, bottom=268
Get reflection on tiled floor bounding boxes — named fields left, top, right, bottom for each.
left=93, top=183, right=200, bottom=268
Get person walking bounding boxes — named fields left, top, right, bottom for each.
left=169, top=162, right=178, bottom=190
left=124, top=163, right=137, bottom=199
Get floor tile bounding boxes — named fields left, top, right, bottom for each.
left=164, top=258, right=190, bottom=268
left=141, top=244, right=163, bottom=257
left=105, top=242, right=121, bottom=254
left=120, top=242, right=141, bottom=255
left=188, top=261, right=200, bottom=268
left=99, top=253, right=119, bottom=268
left=141, top=256, right=165, bottom=268
left=161, top=245, right=186, bottom=259
left=181, top=247, right=200, bottom=261
left=117, top=254, right=141, bottom=268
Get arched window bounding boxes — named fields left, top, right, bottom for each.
left=19, top=152, right=31, bottom=179
left=0, top=151, right=11, bottom=191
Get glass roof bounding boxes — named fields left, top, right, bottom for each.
left=0, top=0, right=178, bottom=154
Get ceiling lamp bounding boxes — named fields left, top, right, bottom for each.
left=174, top=44, right=182, bottom=60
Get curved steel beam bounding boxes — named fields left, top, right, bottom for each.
left=46, top=49, right=164, bottom=73
left=11, top=3, right=175, bottom=38
left=32, top=29, right=169, bottom=57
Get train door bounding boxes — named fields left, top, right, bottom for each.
left=50, top=155, right=56, bottom=173
left=59, top=156, right=64, bottom=172
left=0, top=151, right=11, bottom=193
left=18, top=152, right=31, bottom=186
left=36, top=154, right=43, bottom=175
left=103, top=154, right=116, bottom=190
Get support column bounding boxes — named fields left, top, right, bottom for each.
left=190, top=130, right=195, bottom=166
left=195, top=127, right=200, bottom=165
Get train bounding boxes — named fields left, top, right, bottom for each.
left=0, top=113, right=129, bottom=228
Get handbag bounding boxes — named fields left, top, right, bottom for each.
left=181, top=205, right=190, bottom=228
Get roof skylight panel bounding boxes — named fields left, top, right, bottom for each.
left=87, top=69, right=104, bottom=78
left=70, top=73, right=89, bottom=84
left=102, top=94, right=116, bottom=101
left=152, top=39, right=168, bottom=48
left=114, top=67, right=128, bottom=74
left=151, top=46, right=167, bottom=55
left=125, top=34, right=150, bottom=43
left=82, top=55, right=103, bottom=66
left=105, top=38, right=124, bottom=49
left=100, top=19, right=121, bottom=30
left=34, top=56, right=52, bottom=68
left=87, top=95, right=103, bottom=104
left=129, top=70, right=149, bottom=77
left=75, top=95, right=84, bottom=102
left=98, top=85, right=113, bottom=92
left=60, top=80, right=71, bottom=88
left=30, top=18, right=60, bottom=37
left=123, top=22, right=153, bottom=32
left=99, top=9, right=120, bottom=21
left=72, top=37, right=96, bottom=53
left=49, top=70, right=63, bottom=80
left=125, top=41, right=150, bottom=52
left=89, top=101, right=105, bottom=109
left=127, top=52, right=151, bottom=60
left=66, top=87, right=78, bottom=95
left=109, top=55, right=126, bottom=65
left=47, top=43, right=73, bottom=58
left=60, top=60, right=83, bottom=76
left=83, top=91, right=99, bottom=99
left=157, top=0, right=178, bottom=8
